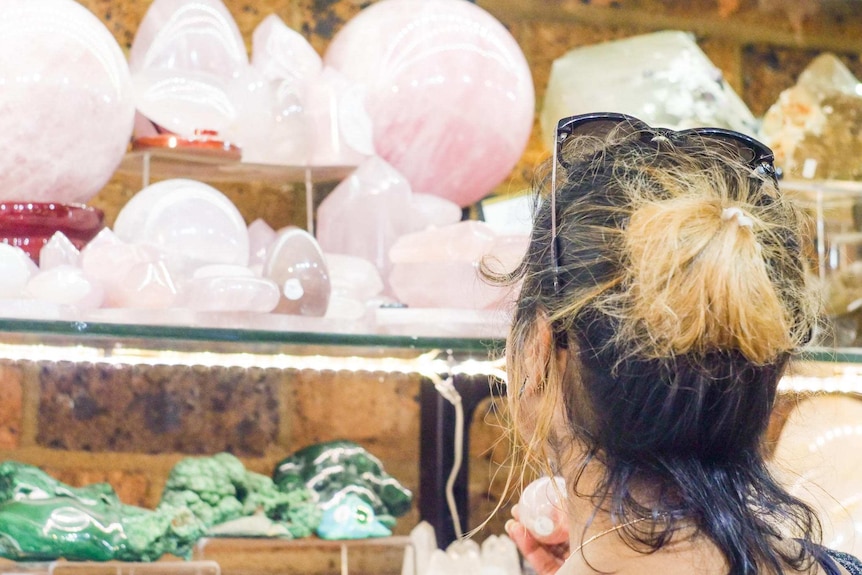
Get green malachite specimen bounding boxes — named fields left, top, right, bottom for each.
left=0, top=445, right=405, bottom=560
left=273, top=440, right=413, bottom=532
left=0, top=461, right=205, bottom=562
left=159, top=452, right=322, bottom=539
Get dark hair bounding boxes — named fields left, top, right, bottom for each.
left=496, top=123, right=821, bottom=574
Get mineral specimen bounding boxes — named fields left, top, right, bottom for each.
left=541, top=31, right=758, bottom=151
left=273, top=440, right=412, bottom=531
left=761, top=54, right=862, bottom=180
left=159, top=452, right=321, bottom=539
left=0, top=461, right=204, bottom=562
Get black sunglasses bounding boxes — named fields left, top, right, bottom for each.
left=549, top=112, right=777, bottom=292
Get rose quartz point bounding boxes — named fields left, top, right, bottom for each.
left=40, top=232, right=81, bottom=270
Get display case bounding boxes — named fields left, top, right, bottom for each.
left=0, top=314, right=508, bottom=575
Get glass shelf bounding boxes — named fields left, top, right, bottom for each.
left=0, top=317, right=507, bottom=378
left=116, top=150, right=357, bottom=186
left=0, top=315, right=861, bottom=389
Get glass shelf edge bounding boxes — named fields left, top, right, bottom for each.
left=0, top=318, right=508, bottom=375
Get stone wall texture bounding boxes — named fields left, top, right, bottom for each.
left=1, top=0, right=861, bottom=573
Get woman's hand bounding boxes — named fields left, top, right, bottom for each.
left=506, top=503, right=570, bottom=574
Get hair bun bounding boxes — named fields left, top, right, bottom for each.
left=622, top=196, right=795, bottom=364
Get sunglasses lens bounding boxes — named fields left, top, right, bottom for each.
left=721, top=137, right=758, bottom=163
left=557, top=117, right=642, bottom=162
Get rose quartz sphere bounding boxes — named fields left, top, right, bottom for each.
left=0, top=0, right=135, bottom=203
left=324, top=0, right=534, bottom=207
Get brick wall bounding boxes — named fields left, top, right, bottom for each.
left=2, top=1, right=860, bottom=573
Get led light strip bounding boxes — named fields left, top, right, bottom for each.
left=780, top=374, right=862, bottom=394
left=0, top=341, right=508, bottom=380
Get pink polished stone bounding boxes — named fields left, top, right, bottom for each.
left=387, top=222, right=527, bottom=309
left=178, top=264, right=280, bottom=312
left=129, top=0, right=247, bottom=77
left=410, top=194, right=463, bottom=229
left=389, top=221, right=497, bottom=263
left=324, top=0, right=534, bottom=207
left=113, top=179, right=250, bottom=269
left=324, top=253, right=384, bottom=302
left=317, top=156, right=415, bottom=282
left=26, top=265, right=103, bottom=309
left=246, top=15, right=323, bottom=165
left=263, top=227, right=331, bottom=316
left=0, top=0, right=135, bottom=203
left=389, top=261, right=509, bottom=309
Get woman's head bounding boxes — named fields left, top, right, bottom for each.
left=496, top=113, right=822, bottom=574
left=504, top=112, right=818, bottom=486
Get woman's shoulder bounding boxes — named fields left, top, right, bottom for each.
left=826, top=549, right=862, bottom=575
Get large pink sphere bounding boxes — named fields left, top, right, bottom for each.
left=324, top=0, right=534, bottom=207
left=0, top=0, right=135, bottom=203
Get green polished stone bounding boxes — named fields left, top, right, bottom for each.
left=273, top=440, right=413, bottom=521
left=0, top=462, right=205, bottom=562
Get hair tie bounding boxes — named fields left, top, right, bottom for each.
left=721, top=207, right=754, bottom=228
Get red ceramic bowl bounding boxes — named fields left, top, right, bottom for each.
left=0, top=202, right=105, bottom=265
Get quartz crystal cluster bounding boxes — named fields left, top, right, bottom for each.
left=761, top=54, right=862, bottom=181
left=541, top=31, right=759, bottom=149
left=761, top=56, right=862, bottom=346
left=401, top=521, right=521, bottom=575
